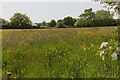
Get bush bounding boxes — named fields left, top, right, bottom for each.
left=74, top=19, right=94, bottom=27
left=116, top=19, right=120, bottom=25
left=48, top=20, right=56, bottom=27
left=63, top=16, right=76, bottom=26
left=93, top=19, right=117, bottom=27
left=75, top=19, right=118, bottom=27
left=56, top=22, right=66, bottom=28
left=2, top=24, right=10, bottom=29
left=0, top=19, right=10, bottom=29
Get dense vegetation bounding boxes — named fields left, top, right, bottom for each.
left=0, top=8, right=119, bottom=29
left=1, top=0, right=120, bottom=78
left=2, top=27, right=118, bottom=78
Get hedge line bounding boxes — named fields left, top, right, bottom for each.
left=2, top=19, right=120, bottom=29
left=75, top=19, right=120, bottom=27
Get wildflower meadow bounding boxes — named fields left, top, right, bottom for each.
left=2, top=27, right=119, bottom=78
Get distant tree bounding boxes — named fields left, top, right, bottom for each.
left=41, top=21, right=48, bottom=27
left=79, top=8, right=95, bottom=20
left=48, top=20, right=56, bottom=27
left=74, top=19, right=94, bottom=27
left=37, top=23, right=43, bottom=27
left=0, top=18, right=9, bottom=26
left=10, top=13, right=32, bottom=28
left=56, top=21, right=65, bottom=28
left=63, top=16, right=76, bottom=26
left=57, top=19, right=63, bottom=23
left=95, top=10, right=114, bottom=19
left=0, top=18, right=10, bottom=28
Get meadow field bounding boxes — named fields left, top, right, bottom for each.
left=2, top=27, right=119, bottom=78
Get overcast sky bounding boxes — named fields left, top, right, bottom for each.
left=0, top=0, right=105, bottom=23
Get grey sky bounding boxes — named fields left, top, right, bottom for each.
left=2, top=2, right=104, bottom=23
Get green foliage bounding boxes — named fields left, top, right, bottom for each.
left=57, top=19, right=63, bottom=23
left=75, top=19, right=118, bottom=27
left=95, top=10, right=114, bottom=19
left=0, top=19, right=10, bottom=29
left=42, top=21, right=48, bottom=27
left=56, top=21, right=66, bottom=28
left=63, top=16, right=76, bottom=26
left=92, top=0, right=119, bottom=15
left=2, top=27, right=118, bottom=78
left=48, top=20, right=56, bottom=27
left=10, top=13, right=32, bottom=29
left=116, top=19, right=120, bottom=25
left=93, top=19, right=117, bottom=26
left=36, top=21, right=48, bottom=28
left=79, top=8, right=95, bottom=20
left=75, top=19, right=94, bottom=27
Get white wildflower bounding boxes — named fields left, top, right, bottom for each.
left=102, top=56, right=105, bottom=60
left=99, top=42, right=108, bottom=49
left=111, top=51, right=118, bottom=61
left=108, top=46, right=112, bottom=49
left=7, top=71, right=11, bottom=75
left=116, top=47, right=120, bottom=52
left=100, top=51, right=104, bottom=57
left=99, top=51, right=105, bottom=60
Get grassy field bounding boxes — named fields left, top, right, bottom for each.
left=2, top=27, right=119, bottom=78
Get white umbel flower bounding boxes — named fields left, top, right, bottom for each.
left=108, top=46, right=112, bottom=49
left=116, top=47, right=120, bottom=52
left=100, top=42, right=108, bottom=49
left=100, top=51, right=104, bottom=57
left=99, top=51, right=105, bottom=60
left=111, top=51, right=118, bottom=61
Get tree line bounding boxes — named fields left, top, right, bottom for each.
left=0, top=8, right=120, bottom=29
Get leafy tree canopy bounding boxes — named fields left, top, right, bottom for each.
left=63, top=16, right=76, bottom=26
left=10, top=13, right=32, bottom=28
left=79, top=8, right=95, bottom=20
left=95, top=10, right=114, bottom=19
left=0, top=18, right=9, bottom=25
left=48, top=20, right=56, bottom=27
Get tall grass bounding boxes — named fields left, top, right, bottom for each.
left=2, top=27, right=118, bottom=78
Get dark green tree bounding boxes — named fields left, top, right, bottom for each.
left=56, top=21, right=65, bottom=28
left=10, top=13, right=32, bottom=28
left=95, top=10, right=114, bottom=19
left=0, top=18, right=10, bottom=28
left=42, top=21, right=47, bottom=27
left=79, top=8, right=95, bottom=20
left=63, top=16, right=76, bottom=26
left=48, top=20, right=56, bottom=27
left=57, top=19, right=63, bottom=23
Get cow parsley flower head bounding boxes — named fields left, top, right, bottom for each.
left=116, top=47, right=120, bottom=52
left=111, top=51, right=118, bottom=61
left=100, top=51, right=104, bottom=57
left=99, top=42, right=108, bottom=49
left=108, top=46, right=112, bottom=49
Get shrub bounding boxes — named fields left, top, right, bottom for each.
left=48, top=20, right=56, bottom=27
left=75, top=19, right=118, bottom=27
left=63, top=16, right=76, bottom=26
left=116, top=19, right=120, bottom=25
left=93, top=19, right=117, bottom=27
left=56, top=22, right=66, bottom=28
left=74, top=19, right=94, bottom=27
